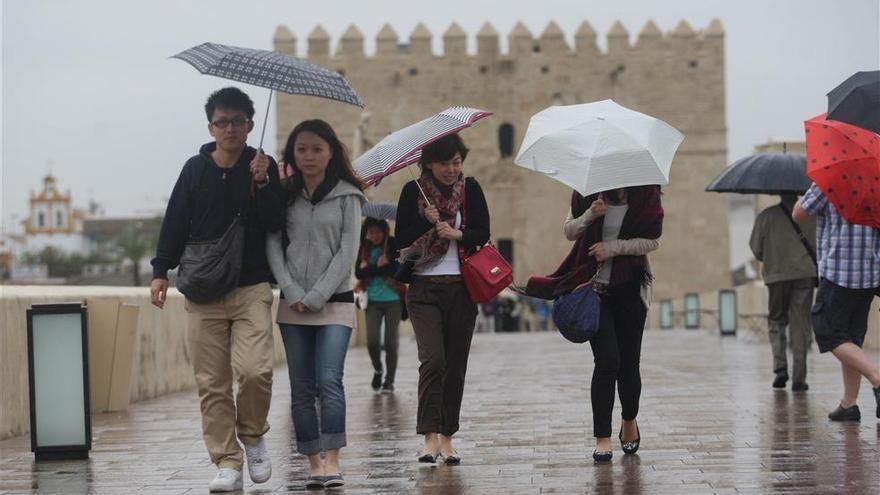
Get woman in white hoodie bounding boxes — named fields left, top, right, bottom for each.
left=266, top=119, right=365, bottom=490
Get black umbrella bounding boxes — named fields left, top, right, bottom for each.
left=827, top=70, right=880, bottom=135
left=705, top=152, right=811, bottom=195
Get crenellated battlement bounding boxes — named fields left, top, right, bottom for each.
left=273, top=19, right=724, bottom=60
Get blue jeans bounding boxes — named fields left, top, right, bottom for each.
left=279, top=324, right=351, bottom=455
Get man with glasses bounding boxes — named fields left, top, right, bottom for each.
left=150, top=87, right=284, bottom=491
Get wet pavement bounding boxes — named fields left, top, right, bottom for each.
left=1, top=329, right=878, bottom=494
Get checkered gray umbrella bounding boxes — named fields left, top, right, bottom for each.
left=172, top=43, right=364, bottom=107
left=354, top=106, right=493, bottom=186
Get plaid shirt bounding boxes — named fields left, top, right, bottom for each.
left=800, top=183, right=880, bottom=289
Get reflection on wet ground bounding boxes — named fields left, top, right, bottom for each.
left=1, top=330, right=878, bottom=494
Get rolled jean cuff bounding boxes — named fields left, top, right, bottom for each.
left=321, top=432, right=347, bottom=451
left=296, top=437, right=322, bottom=456
left=296, top=433, right=347, bottom=456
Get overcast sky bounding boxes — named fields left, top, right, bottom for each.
left=2, top=0, right=878, bottom=230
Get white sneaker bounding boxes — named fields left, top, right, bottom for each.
left=209, top=468, right=243, bottom=492
left=244, top=437, right=272, bottom=483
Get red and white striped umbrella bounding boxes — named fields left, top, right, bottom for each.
left=354, top=106, right=493, bottom=186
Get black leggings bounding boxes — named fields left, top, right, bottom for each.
left=588, top=281, right=647, bottom=438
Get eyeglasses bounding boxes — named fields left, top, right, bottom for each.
left=210, top=117, right=250, bottom=129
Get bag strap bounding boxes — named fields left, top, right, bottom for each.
left=777, top=203, right=817, bottom=266
left=458, top=183, right=469, bottom=260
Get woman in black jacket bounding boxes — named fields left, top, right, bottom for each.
left=395, top=133, right=490, bottom=465
left=355, top=217, right=405, bottom=392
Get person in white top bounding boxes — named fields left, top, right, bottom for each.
left=395, top=134, right=490, bottom=466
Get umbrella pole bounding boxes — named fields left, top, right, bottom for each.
left=257, top=90, right=273, bottom=152
left=407, top=166, right=432, bottom=205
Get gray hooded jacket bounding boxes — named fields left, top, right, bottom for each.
left=266, top=180, right=365, bottom=311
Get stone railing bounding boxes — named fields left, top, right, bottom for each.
left=647, top=281, right=880, bottom=350
left=0, top=285, right=414, bottom=440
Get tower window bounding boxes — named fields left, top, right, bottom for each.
left=498, top=123, right=515, bottom=158
left=37, top=212, right=46, bottom=228
left=55, top=211, right=63, bottom=227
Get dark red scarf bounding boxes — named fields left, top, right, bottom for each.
left=526, top=185, right=663, bottom=299
left=398, top=174, right=466, bottom=270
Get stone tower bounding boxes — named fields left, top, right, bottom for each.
left=273, top=19, right=730, bottom=299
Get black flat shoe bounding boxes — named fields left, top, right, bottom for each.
left=418, top=449, right=440, bottom=463
left=441, top=451, right=461, bottom=465
left=323, top=474, right=344, bottom=489
left=305, top=475, right=326, bottom=490
left=592, top=450, right=612, bottom=462
left=828, top=403, right=861, bottom=421
left=619, top=425, right=641, bottom=455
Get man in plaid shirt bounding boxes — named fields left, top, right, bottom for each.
left=794, top=183, right=880, bottom=421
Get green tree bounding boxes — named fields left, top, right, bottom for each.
left=115, top=223, right=152, bottom=286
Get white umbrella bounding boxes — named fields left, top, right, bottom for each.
left=514, top=99, right=684, bottom=196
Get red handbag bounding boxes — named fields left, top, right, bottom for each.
left=458, top=188, right=513, bottom=303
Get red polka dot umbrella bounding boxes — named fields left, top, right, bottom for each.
left=805, top=113, right=880, bottom=227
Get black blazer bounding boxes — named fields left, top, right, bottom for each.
left=395, top=177, right=491, bottom=255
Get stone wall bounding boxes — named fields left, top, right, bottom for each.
left=273, top=19, right=729, bottom=301
left=646, top=281, right=880, bottom=351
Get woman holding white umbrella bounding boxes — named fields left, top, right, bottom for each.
left=566, top=186, right=662, bottom=461
left=521, top=100, right=680, bottom=462
left=395, top=133, right=490, bottom=465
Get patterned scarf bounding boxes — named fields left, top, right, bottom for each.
left=526, top=185, right=663, bottom=299
left=398, top=173, right=466, bottom=270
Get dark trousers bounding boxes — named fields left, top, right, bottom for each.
left=406, top=277, right=478, bottom=436
left=365, top=300, right=402, bottom=384
left=589, top=281, right=647, bottom=438
left=767, top=278, right=814, bottom=384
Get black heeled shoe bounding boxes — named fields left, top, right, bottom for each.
left=619, top=424, right=641, bottom=455
left=441, top=450, right=461, bottom=465
left=592, top=449, right=612, bottom=462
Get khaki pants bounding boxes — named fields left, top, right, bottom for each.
left=185, top=282, right=275, bottom=469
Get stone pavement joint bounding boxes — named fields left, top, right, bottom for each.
left=1, top=330, right=879, bottom=494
